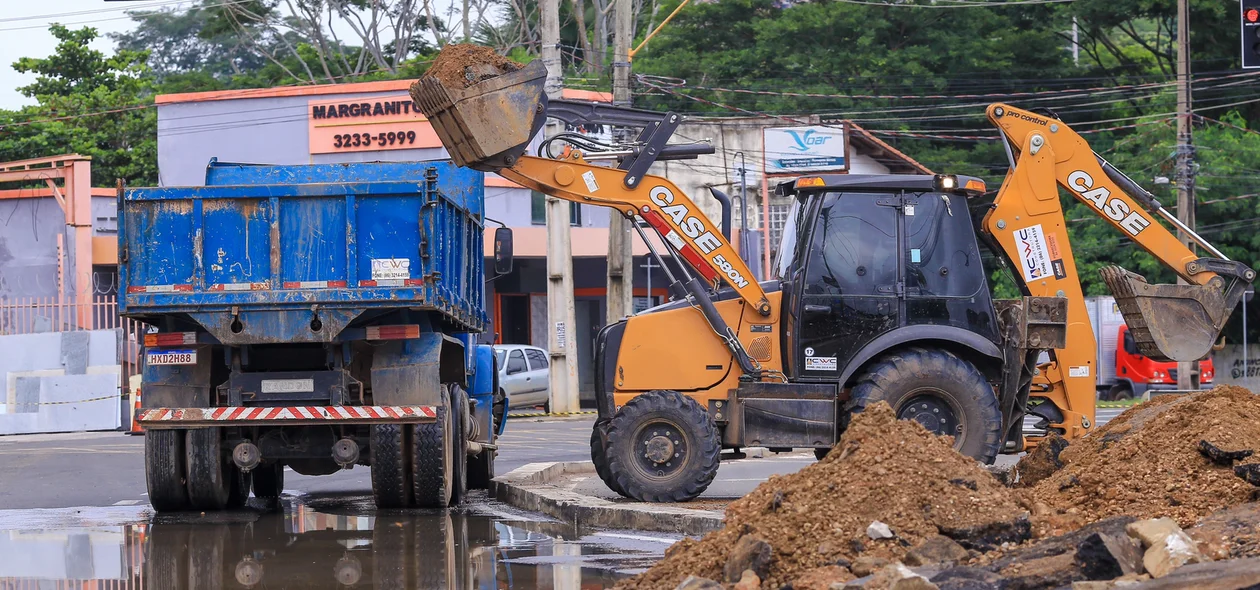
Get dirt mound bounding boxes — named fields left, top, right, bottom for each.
left=1025, top=386, right=1260, bottom=533
left=423, top=44, right=520, bottom=88
left=616, top=402, right=1029, bottom=590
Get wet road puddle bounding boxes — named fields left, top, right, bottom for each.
left=0, top=492, right=676, bottom=588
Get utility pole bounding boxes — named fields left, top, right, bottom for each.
left=542, top=0, right=580, bottom=413
left=607, top=0, right=634, bottom=327
left=1175, top=0, right=1199, bottom=391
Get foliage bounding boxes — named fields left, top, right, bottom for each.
left=1, top=25, right=158, bottom=186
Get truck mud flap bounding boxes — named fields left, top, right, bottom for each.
left=137, top=405, right=437, bottom=429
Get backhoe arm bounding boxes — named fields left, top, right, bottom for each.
left=983, top=103, right=1254, bottom=440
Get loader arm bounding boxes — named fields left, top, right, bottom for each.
left=982, top=103, right=1254, bottom=441
left=499, top=155, right=772, bottom=318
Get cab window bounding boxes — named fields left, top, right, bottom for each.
left=804, top=193, right=898, bottom=296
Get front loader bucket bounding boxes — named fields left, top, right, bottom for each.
left=1100, top=265, right=1245, bottom=362
left=410, top=59, right=548, bottom=172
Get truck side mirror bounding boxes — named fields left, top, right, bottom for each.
left=494, top=227, right=513, bottom=275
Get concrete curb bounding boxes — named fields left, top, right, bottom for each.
left=490, top=461, right=725, bottom=535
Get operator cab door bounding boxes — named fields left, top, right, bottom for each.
left=793, top=192, right=901, bottom=379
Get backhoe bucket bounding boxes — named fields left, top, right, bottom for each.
left=1100, top=265, right=1243, bottom=362
left=410, top=60, right=548, bottom=172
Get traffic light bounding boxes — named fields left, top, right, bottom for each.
left=1244, top=0, right=1260, bottom=68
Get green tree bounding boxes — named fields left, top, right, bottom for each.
left=0, top=25, right=158, bottom=186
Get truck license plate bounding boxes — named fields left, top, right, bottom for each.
left=147, top=349, right=196, bottom=365
left=261, top=379, right=315, bottom=394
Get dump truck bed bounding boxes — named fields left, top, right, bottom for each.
left=119, top=160, right=486, bottom=341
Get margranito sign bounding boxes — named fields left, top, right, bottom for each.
left=307, top=94, right=441, bottom=154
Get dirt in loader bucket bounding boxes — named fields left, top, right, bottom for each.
left=410, top=44, right=545, bottom=171
left=622, top=387, right=1260, bottom=589
left=423, top=44, right=521, bottom=88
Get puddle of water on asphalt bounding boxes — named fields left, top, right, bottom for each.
left=0, top=494, right=673, bottom=589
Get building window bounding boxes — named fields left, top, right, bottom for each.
left=768, top=201, right=793, bottom=253
left=531, top=191, right=581, bottom=226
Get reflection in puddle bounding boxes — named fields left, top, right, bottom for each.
left=0, top=496, right=672, bottom=589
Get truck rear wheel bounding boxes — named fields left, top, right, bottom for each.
left=605, top=390, right=721, bottom=503
left=849, top=347, right=1002, bottom=464
left=372, top=424, right=412, bottom=509
left=185, top=428, right=233, bottom=510
left=146, top=429, right=190, bottom=512
left=413, top=390, right=454, bottom=508
left=251, top=463, right=284, bottom=501
left=591, top=424, right=628, bottom=497
left=450, top=387, right=469, bottom=505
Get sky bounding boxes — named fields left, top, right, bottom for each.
left=0, top=0, right=165, bottom=110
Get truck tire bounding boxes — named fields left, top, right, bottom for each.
left=185, top=428, right=232, bottom=510
left=371, top=424, right=412, bottom=509
left=227, top=469, right=251, bottom=509
left=251, top=463, right=284, bottom=501
left=591, top=424, right=628, bottom=497
left=146, top=429, right=190, bottom=512
left=848, top=347, right=1002, bottom=464
left=605, top=390, right=721, bottom=503
left=450, top=387, right=469, bottom=505
left=1106, top=383, right=1134, bottom=401
left=413, top=398, right=453, bottom=508
left=467, top=447, right=495, bottom=490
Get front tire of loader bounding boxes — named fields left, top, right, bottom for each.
left=146, top=429, right=191, bottom=512
left=848, top=347, right=1002, bottom=464
left=591, top=424, right=628, bottom=498
left=185, top=428, right=232, bottom=510
left=605, top=390, right=721, bottom=503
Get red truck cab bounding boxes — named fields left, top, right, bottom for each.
left=1111, top=325, right=1214, bottom=399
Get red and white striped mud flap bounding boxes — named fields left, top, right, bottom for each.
left=136, top=405, right=437, bottom=428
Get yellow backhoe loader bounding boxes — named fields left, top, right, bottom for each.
left=411, top=59, right=1254, bottom=502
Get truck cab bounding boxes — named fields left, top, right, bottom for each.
left=1112, top=325, right=1215, bottom=399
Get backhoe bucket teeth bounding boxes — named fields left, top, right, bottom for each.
left=1099, top=265, right=1235, bottom=362
left=410, top=60, right=548, bottom=172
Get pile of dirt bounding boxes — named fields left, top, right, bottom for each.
left=422, top=44, right=520, bottom=88
left=616, top=402, right=1029, bottom=590
left=1023, top=386, right=1260, bottom=534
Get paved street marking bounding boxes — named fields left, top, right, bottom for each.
left=112, top=500, right=140, bottom=506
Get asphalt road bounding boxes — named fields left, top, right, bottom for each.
left=0, top=409, right=1126, bottom=510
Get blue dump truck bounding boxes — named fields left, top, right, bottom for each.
left=122, top=160, right=507, bottom=511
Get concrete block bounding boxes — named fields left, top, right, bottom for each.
left=14, top=377, right=39, bottom=413
left=61, top=331, right=89, bottom=375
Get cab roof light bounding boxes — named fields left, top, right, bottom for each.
left=964, top=179, right=986, bottom=192
left=794, top=177, right=826, bottom=189
left=934, top=174, right=958, bottom=192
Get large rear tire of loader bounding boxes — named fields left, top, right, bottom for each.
left=848, top=347, right=1003, bottom=464
left=450, top=386, right=469, bottom=506
left=371, top=424, right=412, bottom=509
left=185, top=428, right=232, bottom=510
left=146, top=429, right=191, bottom=512
left=591, top=424, right=628, bottom=497
left=413, top=389, right=454, bottom=508
left=605, top=390, right=721, bottom=503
